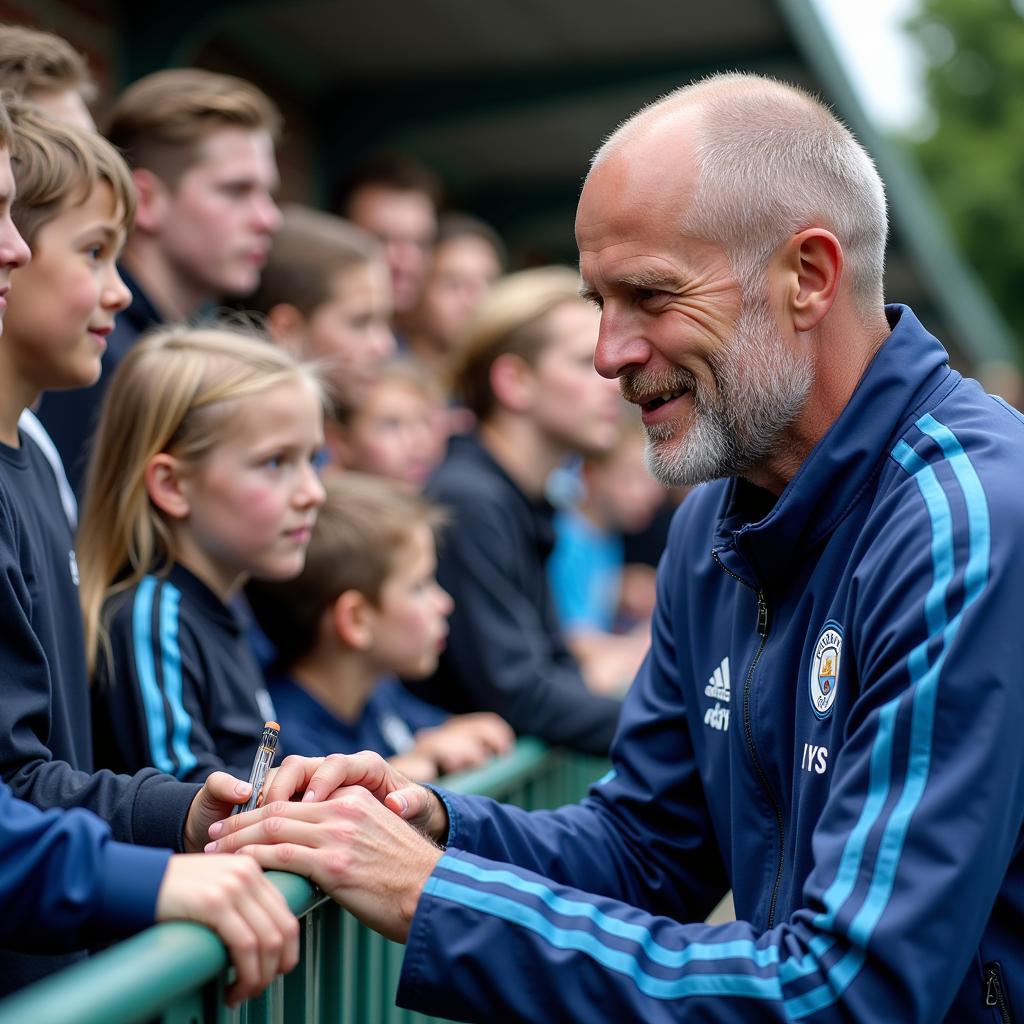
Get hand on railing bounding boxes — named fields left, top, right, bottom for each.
left=203, top=786, right=442, bottom=944
left=258, top=751, right=450, bottom=842
left=156, top=853, right=300, bottom=1007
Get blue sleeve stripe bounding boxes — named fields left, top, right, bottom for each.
left=426, top=416, right=989, bottom=1016
left=131, top=577, right=174, bottom=775
left=424, top=874, right=784, bottom=1002
left=594, top=768, right=618, bottom=787
left=787, top=417, right=989, bottom=1015
left=437, top=853, right=780, bottom=971
left=156, top=583, right=197, bottom=779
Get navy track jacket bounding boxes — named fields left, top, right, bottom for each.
left=0, top=781, right=169, bottom=951
left=397, top=307, right=1024, bottom=1023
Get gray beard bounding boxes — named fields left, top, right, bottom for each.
left=625, top=297, right=814, bottom=488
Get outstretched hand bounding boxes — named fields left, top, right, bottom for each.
left=261, top=751, right=450, bottom=843
left=205, top=788, right=443, bottom=943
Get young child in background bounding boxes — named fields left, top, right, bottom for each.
left=548, top=419, right=666, bottom=694
left=248, top=203, right=395, bottom=415
left=326, top=358, right=445, bottom=490
left=246, top=473, right=514, bottom=782
left=80, top=326, right=326, bottom=783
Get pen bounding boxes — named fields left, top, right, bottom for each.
left=232, top=720, right=280, bottom=816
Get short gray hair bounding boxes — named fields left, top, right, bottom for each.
left=595, top=73, right=888, bottom=307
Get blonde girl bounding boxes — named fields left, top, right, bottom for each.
left=79, top=325, right=325, bottom=782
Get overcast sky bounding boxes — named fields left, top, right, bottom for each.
left=811, top=0, right=927, bottom=131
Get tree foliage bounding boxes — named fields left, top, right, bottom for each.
left=907, top=0, right=1024, bottom=357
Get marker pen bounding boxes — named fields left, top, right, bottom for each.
left=232, top=720, right=280, bottom=816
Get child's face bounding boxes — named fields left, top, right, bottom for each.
left=342, top=379, right=444, bottom=488
left=366, top=523, right=453, bottom=679
left=0, top=151, right=31, bottom=329
left=306, top=261, right=395, bottom=406
left=5, top=181, right=129, bottom=390
left=176, top=377, right=326, bottom=598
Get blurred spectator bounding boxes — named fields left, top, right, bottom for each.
left=37, top=68, right=283, bottom=494
left=327, top=358, right=445, bottom=489
left=249, top=203, right=394, bottom=410
left=406, top=212, right=506, bottom=384
left=410, top=267, right=624, bottom=756
left=0, top=23, right=95, bottom=131
left=247, top=473, right=514, bottom=782
left=548, top=417, right=666, bottom=694
left=339, top=153, right=441, bottom=326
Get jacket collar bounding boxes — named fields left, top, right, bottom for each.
left=712, top=305, right=954, bottom=589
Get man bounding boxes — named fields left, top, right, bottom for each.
left=209, top=74, right=1024, bottom=1022
left=340, top=154, right=440, bottom=328
left=0, top=23, right=96, bottom=132
left=37, top=68, right=282, bottom=493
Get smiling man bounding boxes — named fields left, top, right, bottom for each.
left=37, top=68, right=282, bottom=495
left=209, top=73, right=1024, bottom=1023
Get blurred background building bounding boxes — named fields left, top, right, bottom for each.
left=4, top=0, right=1021, bottom=390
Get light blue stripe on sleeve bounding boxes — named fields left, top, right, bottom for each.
left=132, top=576, right=174, bottom=775
left=157, top=583, right=198, bottom=779
left=438, top=854, right=779, bottom=972
left=788, top=421, right=989, bottom=1017
left=425, top=875, right=784, bottom=1002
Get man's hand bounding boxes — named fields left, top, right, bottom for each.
left=204, top=789, right=443, bottom=943
left=156, top=853, right=300, bottom=1007
left=261, top=751, right=450, bottom=844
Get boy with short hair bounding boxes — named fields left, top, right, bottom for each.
left=249, top=203, right=395, bottom=412
left=37, top=66, right=283, bottom=492
left=246, top=473, right=513, bottom=781
left=0, top=101, right=297, bottom=997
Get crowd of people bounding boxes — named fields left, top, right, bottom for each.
left=1, top=19, right=1022, bottom=1024
left=0, top=20, right=663, bottom=1006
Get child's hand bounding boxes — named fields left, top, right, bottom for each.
left=413, top=712, right=515, bottom=775
left=183, top=771, right=256, bottom=853
left=156, top=853, right=300, bottom=1007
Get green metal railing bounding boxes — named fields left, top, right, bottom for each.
left=0, top=740, right=607, bottom=1024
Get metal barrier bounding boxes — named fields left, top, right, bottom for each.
left=0, top=740, right=608, bottom=1024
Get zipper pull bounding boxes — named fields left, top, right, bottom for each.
left=756, top=592, right=769, bottom=638
left=983, top=961, right=1012, bottom=1021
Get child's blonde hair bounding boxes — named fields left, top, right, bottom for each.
left=78, top=324, right=322, bottom=673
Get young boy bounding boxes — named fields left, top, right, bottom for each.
left=246, top=473, right=514, bottom=782
left=0, top=100, right=299, bottom=999
left=37, top=66, right=283, bottom=492
left=248, top=203, right=395, bottom=413
left=548, top=418, right=666, bottom=693
left=327, top=358, right=445, bottom=489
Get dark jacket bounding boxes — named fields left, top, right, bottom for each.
left=416, top=432, right=621, bottom=756
left=399, top=307, right=1024, bottom=1023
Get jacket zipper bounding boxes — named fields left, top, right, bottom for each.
left=984, top=962, right=1014, bottom=1023
left=711, top=550, right=786, bottom=929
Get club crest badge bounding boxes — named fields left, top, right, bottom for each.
left=809, top=621, right=843, bottom=719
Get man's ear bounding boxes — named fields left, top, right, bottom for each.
left=777, top=228, right=844, bottom=332
left=265, top=303, right=309, bottom=357
left=489, top=352, right=536, bottom=414
left=131, top=168, right=171, bottom=235
left=332, top=590, right=374, bottom=650
left=144, top=453, right=190, bottom=520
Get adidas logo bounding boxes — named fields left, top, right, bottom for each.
left=704, top=656, right=731, bottom=702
